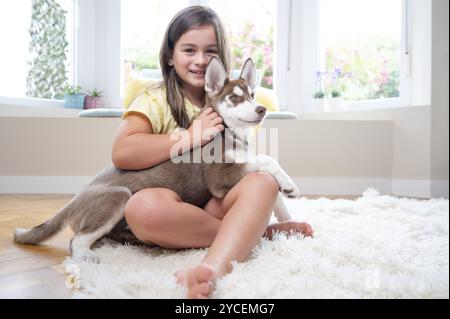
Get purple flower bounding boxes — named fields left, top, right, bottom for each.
left=332, top=67, right=342, bottom=80
left=315, top=70, right=327, bottom=83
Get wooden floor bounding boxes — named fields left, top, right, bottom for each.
left=0, top=194, right=75, bottom=299
left=0, top=193, right=356, bottom=299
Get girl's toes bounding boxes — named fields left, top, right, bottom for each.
left=187, top=282, right=213, bottom=299
left=188, top=284, right=204, bottom=299
left=304, top=224, right=314, bottom=236
left=198, top=282, right=212, bottom=295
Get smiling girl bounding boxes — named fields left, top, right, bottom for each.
left=112, top=6, right=313, bottom=299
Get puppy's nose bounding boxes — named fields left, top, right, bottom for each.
left=255, top=106, right=266, bottom=116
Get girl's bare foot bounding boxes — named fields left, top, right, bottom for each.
left=175, top=221, right=313, bottom=298
left=264, top=221, right=314, bottom=240
left=175, top=263, right=219, bottom=299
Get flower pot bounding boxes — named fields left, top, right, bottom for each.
left=64, top=94, right=86, bottom=109
left=328, top=97, right=343, bottom=112
left=313, top=98, right=328, bottom=112
left=84, top=96, right=103, bottom=109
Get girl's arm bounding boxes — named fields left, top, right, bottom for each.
left=112, top=113, right=183, bottom=169
left=112, top=109, right=223, bottom=170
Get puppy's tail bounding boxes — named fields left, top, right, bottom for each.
left=14, top=196, right=75, bottom=245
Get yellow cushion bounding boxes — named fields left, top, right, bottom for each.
left=123, top=77, right=156, bottom=109
left=123, top=77, right=279, bottom=112
left=255, top=87, right=280, bottom=112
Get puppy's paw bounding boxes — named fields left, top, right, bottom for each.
left=210, top=187, right=229, bottom=199
left=81, top=254, right=100, bottom=264
left=72, top=250, right=100, bottom=264
left=280, top=183, right=300, bottom=198
left=273, top=208, right=292, bottom=222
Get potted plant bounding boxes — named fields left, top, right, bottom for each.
left=313, top=71, right=329, bottom=112
left=84, top=88, right=103, bottom=109
left=64, top=85, right=85, bottom=109
left=328, top=88, right=343, bottom=111
left=313, top=90, right=328, bottom=112
left=327, top=68, right=349, bottom=111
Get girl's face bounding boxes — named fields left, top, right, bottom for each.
left=171, top=24, right=219, bottom=97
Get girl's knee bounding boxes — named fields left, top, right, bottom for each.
left=124, top=188, right=180, bottom=237
left=241, top=172, right=279, bottom=195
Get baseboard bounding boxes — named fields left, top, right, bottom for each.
left=297, top=178, right=449, bottom=198
left=1, top=176, right=447, bottom=199
left=293, top=177, right=392, bottom=196
left=431, top=180, right=449, bottom=199
left=391, top=179, right=432, bottom=198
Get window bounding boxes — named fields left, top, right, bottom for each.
left=121, top=0, right=189, bottom=92
left=121, top=0, right=276, bottom=91
left=0, top=0, right=74, bottom=101
left=2, top=0, right=429, bottom=112
left=121, top=0, right=428, bottom=113
left=281, top=0, right=430, bottom=114
left=318, top=0, right=403, bottom=102
left=207, top=0, right=276, bottom=89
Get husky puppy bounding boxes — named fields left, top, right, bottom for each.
left=14, top=57, right=299, bottom=261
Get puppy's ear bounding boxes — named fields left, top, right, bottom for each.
left=239, top=58, right=256, bottom=90
left=205, top=57, right=227, bottom=97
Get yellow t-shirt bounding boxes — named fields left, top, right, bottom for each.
left=123, top=85, right=201, bottom=134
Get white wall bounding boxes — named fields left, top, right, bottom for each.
left=0, top=114, right=394, bottom=196
left=302, top=106, right=432, bottom=197
left=431, top=0, right=449, bottom=198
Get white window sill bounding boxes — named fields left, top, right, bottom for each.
left=0, top=105, right=84, bottom=118
left=330, top=100, right=410, bottom=112
left=301, top=96, right=430, bottom=115
left=0, top=105, right=300, bottom=120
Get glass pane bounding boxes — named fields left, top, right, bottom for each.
left=121, top=0, right=188, bottom=93
left=207, top=0, right=276, bottom=89
left=0, top=0, right=74, bottom=99
left=318, top=0, right=402, bottom=101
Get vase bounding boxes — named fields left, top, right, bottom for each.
left=313, top=98, right=328, bottom=112
left=328, top=97, right=343, bottom=112
left=64, top=94, right=86, bottom=109
left=84, top=96, right=103, bottom=109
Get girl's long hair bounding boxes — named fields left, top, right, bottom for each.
left=159, top=6, right=231, bottom=129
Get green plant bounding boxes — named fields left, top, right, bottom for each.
left=87, top=89, right=103, bottom=97
left=64, top=85, right=83, bottom=95
left=331, top=89, right=341, bottom=98
left=325, top=35, right=400, bottom=100
left=26, top=0, right=68, bottom=99
left=314, top=91, right=325, bottom=99
left=315, top=68, right=349, bottom=98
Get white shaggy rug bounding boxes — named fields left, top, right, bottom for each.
left=63, top=188, right=449, bottom=299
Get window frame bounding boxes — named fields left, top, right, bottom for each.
left=0, top=0, right=77, bottom=108
left=76, top=0, right=122, bottom=108
left=0, top=0, right=123, bottom=109
left=277, top=0, right=431, bottom=114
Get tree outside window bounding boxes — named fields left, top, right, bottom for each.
left=208, top=0, right=276, bottom=90
left=319, top=0, right=402, bottom=101
left=26, top=0, right=69, bottom=99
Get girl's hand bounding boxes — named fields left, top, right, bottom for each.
left=188, top=107, right=224, bottom=148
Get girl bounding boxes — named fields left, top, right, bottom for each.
left=112, top=6, right=313, bottom=299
